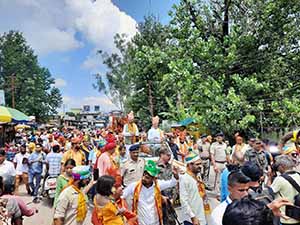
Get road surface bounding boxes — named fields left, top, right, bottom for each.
left=19, top=166, right=220, bottom=224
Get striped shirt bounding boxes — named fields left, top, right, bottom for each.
left=46, top=152, right=63, bottom=176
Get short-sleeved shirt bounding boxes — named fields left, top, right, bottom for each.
left=199, top=142, right=210, bottom=159
left=62, top=149, right=85, bottom=166
left=0, top=160, right=16, bottom=181
left=54, top=186, right=87, bottom=225
left=210, top=142, right=227, bottom=162
left=271, top=172, right=300, bottom=224
left=97, top=152, right=113, bottom=177
left=46, top=152, right=63, bottom=176
left=28, top=152, right=45, bottom=174
left=5, top=198, right=22, bottom=221
left=121, top=158, right=145, bottom=187
left=13, top=153, right=30, bottom=175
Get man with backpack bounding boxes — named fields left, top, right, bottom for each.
left=271, top=155, right=300, bottom=225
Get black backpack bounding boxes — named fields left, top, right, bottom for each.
left=281, top=172, right=300, bottom=206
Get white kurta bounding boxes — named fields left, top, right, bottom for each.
left=147, top=127, right=162, bottom=143
left=178, top=173, right=207, bottom=224
left=122, top=177, right=177, bottom=225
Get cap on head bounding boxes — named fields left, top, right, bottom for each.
left=72, top=166, right=91, bottom=180
left=144, top=160, right=160, bottom=177
left=97, top=139, right=107, bottom=148
left=184, top=151, right=200, bottom=164
left=28, top=142, right=36, bottom=150
left=129, top=144, right=140, bottom=152
left=201, top=133, right=208, bottom=139
left=103, top=142, right=116, bottom=152
left=215, top=132, right=224, bottom=137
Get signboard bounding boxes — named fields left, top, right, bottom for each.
left=0, top=90, right=5, bottom=106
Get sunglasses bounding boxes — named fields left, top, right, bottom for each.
left=291, top=153, right=299, bottom=158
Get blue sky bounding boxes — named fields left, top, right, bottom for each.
left=0, top=0, right=179, bottom=112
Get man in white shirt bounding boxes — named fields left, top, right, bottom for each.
left=0, top=150, right=16, bottom=192
left=211, top=170, right=250, bottom=225
left=179, top=151, right=207, bottom=225
left=13, top=144, right=30, bottom=194
left=122, top=160, right=178, bottom=225
left=147, top=116, right=164, bottom=143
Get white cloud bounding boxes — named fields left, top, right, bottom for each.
left=61, top=95, right=118, bottom=112
left=0, top=0, right=137, bottom=57
left=54, top=78, right=67, bottom=88
left=81, top=52, right=102, bottom=71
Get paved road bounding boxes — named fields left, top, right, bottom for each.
left=19, top=166, right=220, bottom=224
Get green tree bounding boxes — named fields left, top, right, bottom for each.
left=95, top=16, right=175, bottom=128
left=95, top=1, right=300, bottom=137
left=163, top=0, right=300, bottom=137
left=0, top=31, right=62, bottom=121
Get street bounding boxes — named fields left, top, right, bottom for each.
left=19, top=165, right=220, bottom=225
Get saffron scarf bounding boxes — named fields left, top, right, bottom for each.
left=177, top=142, right=188, bottom=162
left=186, top=169, right=211, bottom=215
left=132, top=180, right=163, bottom=225
left=127, top=123, right=137, bottom=134
left=72, top=184, right=88, bottom=222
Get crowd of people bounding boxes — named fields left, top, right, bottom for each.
left=0, top=111, right=300, bottom=225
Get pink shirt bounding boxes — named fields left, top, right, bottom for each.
left=2, top=195, right=36, bottom=217
left=97, top=152, right=112, bottom=177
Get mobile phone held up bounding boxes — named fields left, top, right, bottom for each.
left=286, top=205, right=300, bottom=220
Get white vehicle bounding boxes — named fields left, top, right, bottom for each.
left=43, top=176, right=57, bottom=204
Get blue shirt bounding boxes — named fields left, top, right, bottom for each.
left=46, top=152, right=63, bottom=176
left=28, top=152, right=45, bottom=174
left=220, top=168, right=230, bottom=202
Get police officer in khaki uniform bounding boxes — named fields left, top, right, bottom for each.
left=210, top=132, right=228, bottom=192
left=198, top=134, right=211, bottom=184
left=121, top=144, right=145, bottom=187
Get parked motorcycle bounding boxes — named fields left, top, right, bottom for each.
left=43, top=176, right=57, bottom=205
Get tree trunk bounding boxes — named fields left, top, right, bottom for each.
left=222, top=0, right=230, bottom=41
left=148, top=80, right=154, bottom=117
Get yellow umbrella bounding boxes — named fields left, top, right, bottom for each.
left=0, top=106, right=30, bottom=123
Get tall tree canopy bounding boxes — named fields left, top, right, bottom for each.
left=96, top=0, right=300, bottom=135
left=0, top=31, right=62, bottom=122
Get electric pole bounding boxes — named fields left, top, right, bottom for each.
left=11, top=73, right=15, bottom=108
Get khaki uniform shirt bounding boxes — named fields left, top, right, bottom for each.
left=199, top=142, right=210, bottom=159
left=54, top=186, right=87, bottom=225
left=121, top=158, right=145, bottom=187
left=210, top=142, right=227, bottom=162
